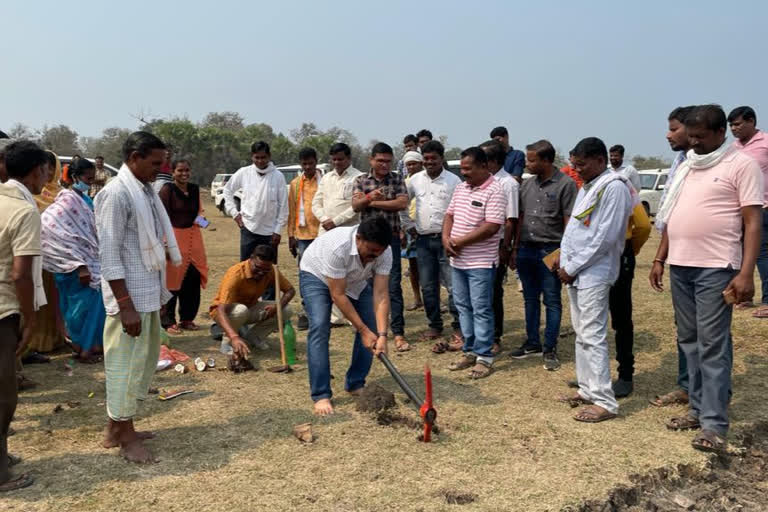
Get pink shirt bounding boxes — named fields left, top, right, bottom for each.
left=667, top=148, right=764, bottom=269
left=733, top=130, right=768, bottom=204
left=446, top=175, right=506, bottom=269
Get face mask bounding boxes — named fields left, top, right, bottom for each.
left=73, top=181, right=90, bottom=193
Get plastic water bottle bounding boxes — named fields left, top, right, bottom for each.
left=284, top=320, right=296, bottom=365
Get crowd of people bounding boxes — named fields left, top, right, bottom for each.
left=1, top=102, right=766, bottom=489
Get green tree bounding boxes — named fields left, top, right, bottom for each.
left=40, top=124, right=80, bottom=155
left=202, top=111, right=245, bottom=131
left=81, top=127, right=132, bottom=167
left=7, top=123, right=36, bottom=141
left=632, top=155, right=670, bottom=170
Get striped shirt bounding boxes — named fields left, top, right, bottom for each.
left=446, top=176, right=506, bottom=269
left=299, top=226, right=392, bottom=299
left=95, top=177, right=172, bottom=315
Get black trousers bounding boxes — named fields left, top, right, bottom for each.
left=163, top=265, right=202, bottom=326
left=493, top=259, right=508, bottom=343
left=0, top=315, right=20, bottom=484
left=239, top=228, right=275, bottom=300
left=609, top=241, right=636, bottom=381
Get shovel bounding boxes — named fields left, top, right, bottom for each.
left=267, top=264, right=293, bottom=374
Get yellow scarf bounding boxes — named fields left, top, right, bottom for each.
left=35, top=151, right=62, bottom=212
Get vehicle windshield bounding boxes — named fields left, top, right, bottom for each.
left=639, top=174, right=657, bottom=190
left=213, top=174, right=231, bottom=184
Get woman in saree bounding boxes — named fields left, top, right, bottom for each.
left=41, top=158, right=105, bottom=363
left=158, top=159, right=209, bottom=334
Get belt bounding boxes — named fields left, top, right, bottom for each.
left=418, top=233, right=442, bottom=238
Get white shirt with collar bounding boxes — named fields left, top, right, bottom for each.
left=402, top=169, right=461, bottom=235
left=312, top=165, right=363, bottom=235
left=610, top=163, right=641, bottom=192
left=299, top=226, right=392, bottom=299
left=561, top=170, right=632, bottom=289
left=223, top=163, right=288, bottom=236
left=491, top=168, right=520, bottom=219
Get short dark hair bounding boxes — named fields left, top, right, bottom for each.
left=5, top=140, right=49, bottom=179
left=121, top=131, right=166, bottom=161
left=479, top=139, right=506, bottom=166
left=490, top=126, right=508, bottom=138
left=728, top=106, right=757, bottom=124
left=403, top=134, right=417, bottom=145
left=95, top=155, right=104, bottom=160
left=250, top=141, right=271, bottom=154
left=298, top=147, right=317, bottom=161
left=251, top=244, right=277, bottom=262
left=572, top=137, right=608, bottom=162
left=421, top=140, right=445, bottom=158
left=609, top=144, right=625, bottom=156
left=370, top=142, right=393, bottom=157
left=329, top=142, right=351, bottom=156
left=69, top=157, right=95, bottom=179
left=460, top=146, right=488, bottom=166
left=0, top=130, right=8, bottom=139
left=416, top=129, right=433, bottom=140
left=668, top=106, right=696, bottom=124
left=357, top=216, right=392, bottom=247
left=685, top=104, right=727, bottom=132
left=525, top=139, right=556, bottom=163
left=171, top=159, right=190, bottom=170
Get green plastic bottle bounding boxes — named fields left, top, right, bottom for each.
left=283, top=320, right=296, bottom=365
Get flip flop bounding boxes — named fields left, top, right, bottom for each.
left=691, top=429, right=727, bottom=453
left=649, top=389, right=689, bottom=407
left=0, top=473, right=34, bottom=492
left=557, top=393, right=593, bottom=408
left=752, top=305, right=768, bottom=318
left=666, top=415, right=701, bottom=431
left=469, top=361, right=493, bottom=380
left=394, top=336, right=411, bottom=352
left=573, top=405, right=617, bottom=423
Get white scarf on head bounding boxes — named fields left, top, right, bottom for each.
left=117, top=164, right=182, bottom=272
left=657, top=142, right=732, bottom=225
left=5, top=179, right=47, bottom=310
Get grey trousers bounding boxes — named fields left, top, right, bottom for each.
left=670, top=265, right=736, bottom=436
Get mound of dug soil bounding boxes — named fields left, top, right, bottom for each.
left=565, top=423, right=768, bottom=511
left=355, top=384, right=396, bottom=413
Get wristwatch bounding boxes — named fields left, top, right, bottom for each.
left=377, top=332, right=388, bottom=338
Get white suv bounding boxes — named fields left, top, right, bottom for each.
left=637, top=169, right=670, bottom=216
left=210, top=173, right=233, bottom=200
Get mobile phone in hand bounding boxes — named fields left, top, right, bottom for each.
left=195, top=215, right=210, bottom=228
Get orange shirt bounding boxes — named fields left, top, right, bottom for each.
left=287, top=173, right=320, bottom=240
left=560, top=165, right=583, bottom=188
left=209, top=260, right=294, bottom=319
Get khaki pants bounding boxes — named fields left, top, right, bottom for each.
left=221, top=301, right=293, bottom=351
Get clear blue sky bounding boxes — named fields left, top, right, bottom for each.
left=2, top=0, right=765, bottom=158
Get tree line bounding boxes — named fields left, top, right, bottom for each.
left=5, top=113, right=670, bottom=185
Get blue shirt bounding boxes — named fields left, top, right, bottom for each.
left=504, top=148, right=526, bottom=178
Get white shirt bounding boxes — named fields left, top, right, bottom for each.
left=223, top=163, right=288, bottom=236
left=492, top=168, right=520, bottom=219
left=610, top=163, right=641, bottom=192
left=311, top=166, right=363, bottom=235
left=561, top=172, right=631, bottom=289
left=402, top=169, right=461, bottom=234
left=299, top=226, right=392, bottom=299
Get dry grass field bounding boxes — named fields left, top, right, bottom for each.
left=4, top=194, right=768, bottom=511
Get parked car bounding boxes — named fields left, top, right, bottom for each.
left=637, top=168, right=670, bottom=216
left=59, top=156, right=119, bottom=177
left=210, top=173, right=233, bottom=199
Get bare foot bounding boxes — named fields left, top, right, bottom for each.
left=313, top=398, right=334, bottom=416
left=119, top=439, right=156, bottom=463
left=105, top=430, right=155, bottom=448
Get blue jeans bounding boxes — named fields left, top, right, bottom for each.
left=296, top=239, right=314, bottom=312
left=388, top=240, right=405, bottom=336
left=452, top=267, right=496, bottom=360
left=670, top=266, right=736, bottom=436
left=756, top=208, right=768, bottom=303
left=300, top=271, right=376, bottom=401
left=415, top=235, right=460, bottom=332
left=517, top=244, right=562, bottom=352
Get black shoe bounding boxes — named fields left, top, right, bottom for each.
left=509, top=344, right=543, bottom=359
left=297, top=314, right=309, bottom=331
left=543, top=351, right=561, bottom=371
left=612, top=378, right=634, bottom=398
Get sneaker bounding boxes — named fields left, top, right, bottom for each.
left=543, top=351, right=561, bottom=371
left=509, top=344, right=543, bottom=359
left=612, top=378, right=634, bottom=398
left=297, top=314, right=309, bottom=331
